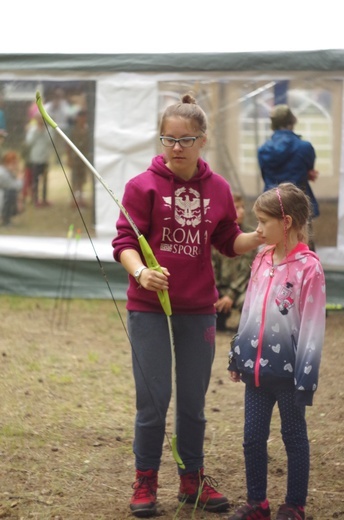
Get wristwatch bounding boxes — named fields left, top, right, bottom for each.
left=134, top=265, right=147, bottom=284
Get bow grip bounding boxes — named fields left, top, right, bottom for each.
left=138, top=235, right=172, bottom=317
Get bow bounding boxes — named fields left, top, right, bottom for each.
left=35, top=92, right=185, bottom=469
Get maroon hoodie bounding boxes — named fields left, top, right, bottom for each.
left=112, top=154, right=241, bottom=314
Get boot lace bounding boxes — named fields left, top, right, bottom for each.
left=199, top=474, right=220, bottom=497
left=131, top=475, right=157, bottom=500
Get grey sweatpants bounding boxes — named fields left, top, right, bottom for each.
left=127, top=311, right=216, bottom=475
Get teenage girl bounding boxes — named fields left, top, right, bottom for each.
left=112, top=93, right=263, bottom=518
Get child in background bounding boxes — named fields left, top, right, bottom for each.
left=25, top=112, right=52, bottom=207
left=0, top=150, right=24, bottom=226
left=227, top=183, right=326, bottom=520
left=67, top=109, right=90, bottom=208
left=212, top=193, right=256, bottom=332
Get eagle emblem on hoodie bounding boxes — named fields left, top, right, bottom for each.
left=163, top=187, right=210, bottom=227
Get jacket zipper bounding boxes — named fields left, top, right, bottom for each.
left=254, top=270, right=274, bottom=387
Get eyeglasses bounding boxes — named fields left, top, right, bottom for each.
left=159, top=136, right=202, bottom=148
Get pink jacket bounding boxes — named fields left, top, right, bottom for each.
left=229, top=243, right=326, bottom=405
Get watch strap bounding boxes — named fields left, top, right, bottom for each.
left=134, top=265, right=147, bottom=283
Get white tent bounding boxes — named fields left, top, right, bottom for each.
left=0, top=51, right=343, bottom=301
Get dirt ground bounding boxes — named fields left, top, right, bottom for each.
left=0, top=297, right=343, bottom=520
left=0, top=152, right=342, bottom=518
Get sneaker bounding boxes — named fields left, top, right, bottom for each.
left=228, top=500, right=271, bottom=519
left=178, top=467, right=229, bottom=512
left=276, top=503, right=305, bottom=520
left=130, top=469, right=158, bottom=518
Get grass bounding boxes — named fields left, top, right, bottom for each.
left=0, top=296, right=343, bottom=518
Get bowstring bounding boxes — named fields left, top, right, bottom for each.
left=43, top=121, right=128, bottom=332
left=43, top=121, right=174, bottom=454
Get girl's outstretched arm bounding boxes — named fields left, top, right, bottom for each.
left=233, top=231, right=264, bottom=255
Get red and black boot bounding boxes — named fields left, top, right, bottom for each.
left=228, top=499, right=271, bottom=519
left=276, top=503, right=305, bottom=520
left=178, top=467, right=229, bottom=512
left=130, top=469, right=158, bottom=518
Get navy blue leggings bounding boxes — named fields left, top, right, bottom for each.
left=244, top=384, right=309, bottom=506
left=128, top=311, right=216, bottom=474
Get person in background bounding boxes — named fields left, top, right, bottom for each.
left=258, top=105, right=319, bottom=251
left=44, top=87, right=70, bottom=134
left=0, top=129, right=8, bottom=162
left=0, top=93, right=7, bottom=135
left=44, top=87, right=71, bottom=159
left=25, top=112, right=52, bottom=207
left=67, top=108, right=90, bottom=208
left=212, top=193, right=256, bottom=332
left=227, top=183, right=326, bottom=520
left=0, top=150, right=24, bottom=226
left=112, top=93, right=264, bottom=518
left=0, top=94, right=8, bottom=162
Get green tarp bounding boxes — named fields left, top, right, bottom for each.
left=0, top=255, right=342, bottom=309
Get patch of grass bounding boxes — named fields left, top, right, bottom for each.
left=0, top=296, right=343, bottom=519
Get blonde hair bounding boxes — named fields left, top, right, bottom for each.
left=253, top=182, right=311, bottom=243
left=2, top=150, right=20, bottom=165
left=160, top=93, right=207, bottom=134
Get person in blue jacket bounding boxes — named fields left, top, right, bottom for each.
left=258, top=105, right=319, bottom=250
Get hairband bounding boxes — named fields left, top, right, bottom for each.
left=276, top=187, right=290, bottom=281
left=276, top=187, right=286, bottom=220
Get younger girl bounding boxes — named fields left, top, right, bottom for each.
left=227, top=183, right=326, bottom=520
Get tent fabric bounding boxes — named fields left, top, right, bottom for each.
left=0, top=236, right=113, bottom=261
left=0, top=50, right=343, bottom=304
left=0, top=236, right=127, bottom=299
left=94, top=79, right=158, bottom=235
left=0, top=249, right=342, bottom=303
left=0, top=236, right=343, bottom=303
left=1, top=50, right=344, bottom=72
left=0, top=255, right=127, bottom=300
